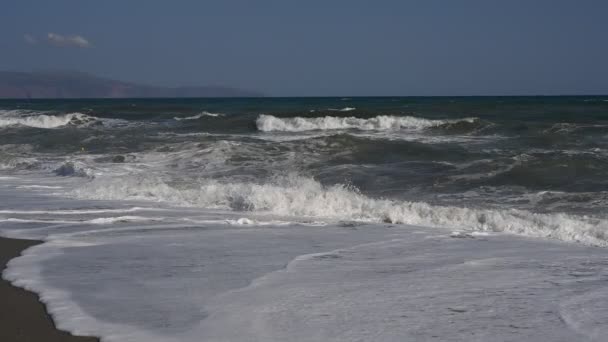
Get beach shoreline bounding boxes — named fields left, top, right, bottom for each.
left=0, top=236, right=99, bottom=342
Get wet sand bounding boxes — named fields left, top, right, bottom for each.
left=0, top=236, right=99, bottom=342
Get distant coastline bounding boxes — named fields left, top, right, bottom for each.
left=0, top=71, right=263, bottom=99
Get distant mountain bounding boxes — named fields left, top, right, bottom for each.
left=0, top=71, right=263, bottom=98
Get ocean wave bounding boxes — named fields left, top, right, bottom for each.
left=0, top=155, right=104, bottom=176
left=54, top=161, right=97, bottom=178
left=327, top=107, right=356, bottom=112
left=543, top=123, right=579, bottom=135
left=0, top=156, right=41, bottom=171
left=0, top=111, right=97, bottom=129
left=542, top=123, right=608, bottom=137
left=174, top=111, right=224, bottom=121
left=447, top=152, right=608, bottom=191
left=73, top=174, right=608, bottom=246
left=87, top=216, right=161, bottom=224
left=256, top=114, right=479, bottom=132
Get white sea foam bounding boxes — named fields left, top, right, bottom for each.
left=0, top=111, right=96, bottom=129
left=0, top=215, right=159, bottom=225
left=256, top=114, right=477, bottom=132
left=0, top=207, right=158, bottom=215
left=6, top=218, right=607, bottom=342
left=194, top=235, right=608, bottom=341
left=3, top=169, right=608, bottom=342
left=327, top=107, right=356, bottom=112
left=0, top=218, right=77, bottom=224
left=0, top=156, right=41, bottom=170
left=73, top=174, right=608, bottom=246
left=174, top=111, right=223, bottom=121
left=17, top=185, right=64, bottom=189
left=87, top=216, right=161, bottom=224
left=53, top=161, right=98, bottom=178
left=2, top=223, right=416, bottom=342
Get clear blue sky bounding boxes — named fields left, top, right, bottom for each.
left=1, top=0, right=607, bottom=96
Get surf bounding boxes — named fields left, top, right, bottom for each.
left=0, top=110, right=98, bottom=129
left=255, top=114, right=479, bottom=132
left=72, top=173, right=608, bottom=246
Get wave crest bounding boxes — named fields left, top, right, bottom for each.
left=327, top=107, right=356, bottom=112
left=0, top=111, right=97, bottom=129
left=256, top=114, right=478, bottom=132
left=73, top=174, right=608, bottom=246
left=174, top=111, right=224, bottom=121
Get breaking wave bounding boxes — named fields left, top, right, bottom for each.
left=174, top=111, right=224, bottom=121
left=256, top=114, right=479, bottom=132
left=327, top=107, right=356, bottom=112
left=0, top=111, right=97, bottom=129
left=54, top=162, right=96, bottom=178
left=73, top=174, right=608, bottom=246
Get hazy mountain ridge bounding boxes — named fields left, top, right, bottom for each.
left=0, top=71, right=262, bottom=98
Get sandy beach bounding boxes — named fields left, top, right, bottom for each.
left=0, top=236, right=99, bottom=342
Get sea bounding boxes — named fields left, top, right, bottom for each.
left=1, top=96, right=608, bottom=341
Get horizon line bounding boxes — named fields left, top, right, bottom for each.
left=1, top=94, right=608, bottom=101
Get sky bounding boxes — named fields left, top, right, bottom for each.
left=1, top=0, right=607, bottom=96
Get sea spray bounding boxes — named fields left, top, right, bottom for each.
left=0, top=111, right=97, bottom=129
left=73, top=174, right=608, bottom=246
left=256, top=114, right=479, bottom=132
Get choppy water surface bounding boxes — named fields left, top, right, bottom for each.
left=2, top=96, right=608, bottom=244
left=2, top=97, right=608, bottom=342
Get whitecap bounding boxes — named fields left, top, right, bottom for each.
left=0, top=111, right=97, bottom=129
left=174, top=111, right=224, bottom=121
left=73, top=174, right=608, bottom=246
left=327, top=107, right=356, bottom=112
left=256, top=114, right=477, bottom=132
left=87, top=216, right=161, bottom=224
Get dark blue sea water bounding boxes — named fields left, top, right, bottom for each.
left=2, top=96, right=608, bottom=218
